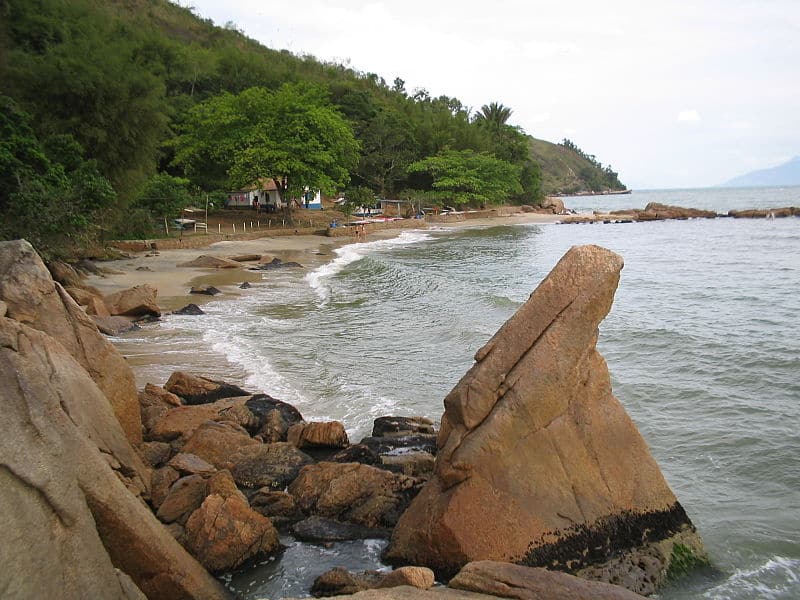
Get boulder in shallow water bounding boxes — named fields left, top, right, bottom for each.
left=104, top=284, right=161, bottom=318
left=179, top=255, right=242, bottom=269
left=189, top=285, right=222, bottom=296
left=385, top=245, right=705, bottom=594
left=373, top=416, right=436, bottom=437
left=173, top=303, right=205, bottom=315
left=448, top=561, right=647, bottom=600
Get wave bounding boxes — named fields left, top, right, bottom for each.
left=304, top=230, right=433, bottom=304
left=704, top=556, right=800, bottom=599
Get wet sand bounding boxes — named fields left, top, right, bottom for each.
left=87, top=212, right=561, bottom=311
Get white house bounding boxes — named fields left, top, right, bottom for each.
left=227, top=179, right=322, bottom=211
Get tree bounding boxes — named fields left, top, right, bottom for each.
left=0, top=96, right=116, bottom=258
left=407, top=150, right=522, bottom=207
left=473, top=102, right=513, bottom=128
left=174, top=83, right=359, bottom=217
left=353, top=108, right=417, bottom=196
left=134, top=173, right=193, bottom=219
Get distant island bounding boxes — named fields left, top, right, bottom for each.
left=722, top=156, right=800, bottom=187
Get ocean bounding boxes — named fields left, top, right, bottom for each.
left=115, top=185, right=800, bottom=599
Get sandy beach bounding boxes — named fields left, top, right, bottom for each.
left=87, top=212, right=562, bottom=311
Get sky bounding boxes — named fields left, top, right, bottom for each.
left=185, top=0, right=799, bottom=189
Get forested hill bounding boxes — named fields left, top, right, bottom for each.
left=0, top=0, right=624, bottom=256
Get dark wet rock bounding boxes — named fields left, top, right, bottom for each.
left=239, top=281, right=252, bottom=289
left=379, top=451, right=436, bottom=478
left=227, top=442, right=314, bottom=490
left=293, top=516, right=392, bottom=542
left=330, top=444, right=380, bottom=466
left=173, top=303, right=205, bottom=315
left=189, top=285, right=221, bottom=296
left=179, top=255, right=241, bottom=269
left=372, top=416, right=436, bottom=437
left=250, top=257, right=303, bottom=271
left=359, top=434, right=438, bottom=457
left=165, top=371, right=250, bottom=405
left=227, top=254, right=262, bottom=262
left=245, top=394, right=304, bottom=441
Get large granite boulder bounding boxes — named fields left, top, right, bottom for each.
left=288, top=420, right=350, bottom=449
left=385, top=245, right=705, bottom=594
left=0, top=316, right=227, bottom=599
left=289, top=462, right=422, bottom=529
left=104, top=284, right=161, bottom=317
left=245, top=393, right=305, bottom=441
left=147, top=396, right=250, bottom=442
left=165, top=371, right=251, bottom=405
left=227, top=442, right=314, bottom=489
left=183, top=493, right=280, bottom=573
left=180, top=421, right=261, bottom=469
left=0, top=240, right=144, bottom=447
left=448, top=561, right=646, bottom=600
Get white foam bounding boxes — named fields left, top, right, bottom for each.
left=704, top=556, right=800, bottom=599
left=305, top=230, right=432, bottom=304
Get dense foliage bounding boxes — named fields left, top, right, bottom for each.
left=0, top=0, right=625, bottom=256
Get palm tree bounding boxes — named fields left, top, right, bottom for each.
left=473, top=102, right=513, bottom=128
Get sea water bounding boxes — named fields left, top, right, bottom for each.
left=115, top=186, right=800, bottom=599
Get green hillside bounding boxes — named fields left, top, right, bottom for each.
left=1, top=0, right=624, bottom=257
left=529, top=138, right=625, bottom=195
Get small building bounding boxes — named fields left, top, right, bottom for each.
left=226, top=179, right=282, bottom=211
left=302, top=188, right=322, bottom=210
left=227, top=179, right=322, bottom=211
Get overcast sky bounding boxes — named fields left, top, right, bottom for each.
left=186, top=0, right=799, bottom=189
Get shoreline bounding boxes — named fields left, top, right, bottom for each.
left=86, top=212, right=562, bottom=311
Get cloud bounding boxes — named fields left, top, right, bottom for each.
left=676, top=109, right=701, bottom=123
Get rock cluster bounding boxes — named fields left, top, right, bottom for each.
left=141, top=376, right=433, bottom=553
left=1, top=240, right=707, bottom=600
left=0, top=240, right=226, bottom=599
left=728, top=206, right=799, bottom=218
left=385, top=245, right=706, bottom=595
left=561, top=202, right=716, bottom=224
